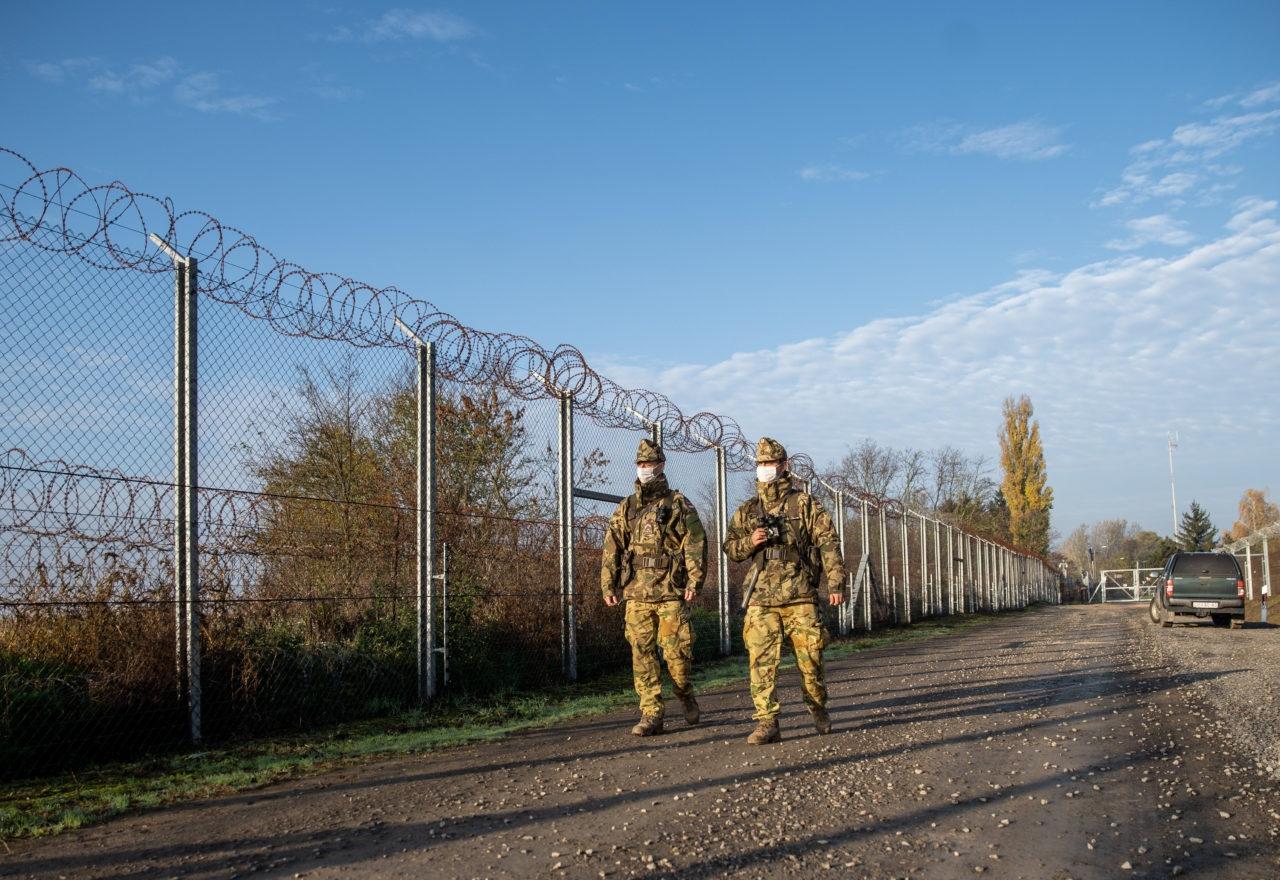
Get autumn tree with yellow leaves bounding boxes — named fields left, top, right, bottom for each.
left=998, top=394, right=1054, bottom=555
left=1225, top=488, right=1279, bottom=542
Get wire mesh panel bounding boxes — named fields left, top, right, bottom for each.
left=195, top=320, right=418, bottom=739
left=1, top=148, right=1065, bottom=779
left=1, top=233, right=183, bottom=776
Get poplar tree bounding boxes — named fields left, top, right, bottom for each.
left=998, top=394, right=1053, bottom=555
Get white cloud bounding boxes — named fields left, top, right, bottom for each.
left=1097, top=108, right=1280, bottom=207
left=88, top=57, right=179, bottom=98
left=1240, top=81, right=1280, bottom=108
left=174, top=73, right=279, bottom=119
left=26, top=57, right=97, bottom=83
left=24, top=56, right=277, bottom=119
left=599, top=199, right=1280, bottom=532
left=311, top=83, right=362, bottom=101
left=369, top=9, right=474, bottom=41
left=1205, top=80, right=1280, bottom=110
left=1170, top=110, right=1280, bottom=155
left=325, top=8, right=476, bottom=43
left=906, top=119, right=1070, bottom=161
left=798, top=164, right=871, bottom=182
left=1105, top=213, right=1195, bottom=250
left=953, top=121, right=1070, bottom=160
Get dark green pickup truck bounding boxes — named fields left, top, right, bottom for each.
left=1148, top=551, right=1245, bottom=628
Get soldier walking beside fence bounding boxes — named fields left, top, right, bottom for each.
left=724, top=437, right=846, bottom=744
left=601, top=439, right=708, bottom=736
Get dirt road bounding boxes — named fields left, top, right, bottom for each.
left=6, top=605, right=1279, bottom=879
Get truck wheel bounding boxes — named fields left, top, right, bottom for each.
left=1211, top=614, right=1230, bottom=627
left=1150, top=598, right=1171, bottom=627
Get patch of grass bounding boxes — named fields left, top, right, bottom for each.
left=1, top=608, right=1022, bottom=840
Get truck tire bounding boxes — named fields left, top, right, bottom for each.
left=1150, top=598, right=1171, bottom=627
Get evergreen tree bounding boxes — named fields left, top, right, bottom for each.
left=1175, top=500, right=1218, bottom=550
left=998, top=394, right=1053, bottom=555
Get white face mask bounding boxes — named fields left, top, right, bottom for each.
left=637, top=466, right=661, bottom=484
left=756, top=465, right=780, bottom=483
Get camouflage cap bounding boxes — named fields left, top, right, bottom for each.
left=755, top=436, right=787, bottom=463
left=636, top=438, right=666, bottom=464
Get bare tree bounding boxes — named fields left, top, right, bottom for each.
left=838, top=439, right=899, bottom=498
left=897, top=448, right=928, bottom=508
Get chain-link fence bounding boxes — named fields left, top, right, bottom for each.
left=1, top=148, right=1061, bottom=780
left=1221, top=522, right=1279, bottom=623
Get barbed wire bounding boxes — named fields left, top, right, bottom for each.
left=0, top=146, right=1043, bottom=590
left=1, top=147, right=796, bottom=471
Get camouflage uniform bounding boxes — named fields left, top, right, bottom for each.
left=602, top=439, right=707, bottom=728
left=723, top=437, right=846, bottom=737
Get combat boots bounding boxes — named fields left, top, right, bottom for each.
left=680, top=694, right=701, bottom=725
left=746, top=718, right=781, bottom=744
left=810, top=706, right=832, bottom=735
left=631, top=715, right=664, bottom=736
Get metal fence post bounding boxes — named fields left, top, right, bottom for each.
left=986, top=543, right=993, bottom=611
left=183, top=256, right=201, bottom=744
left=861, top=499, right=873, bottom=631
left=933, top=519, right=941, bottom=615
left=1002, top=547, right=1009, bottom=610
left=156, top=234, right=202, bottom=745
left=962, top=537, right=972, bottom=611
left=918, top=513, right=928, bottom=618
left=998, top=547, right=1005, bottom=611
left=1245, top=543, right=1255, bottom=600
left=417, top=338, right=437, bottom=701
left=558, top=391, right=578, bottom=680
left=973, top=536, right=979, bottom=612
left=835, top=489, right=848, bottom=635
left=900, top=515, right=912, bottom=624
left=170, top=247, right=187, bottom=714
left=946, top=524, right=954, bottom=615
left=996, top=544, right=1003, bottom=610
left=980, top=540, right=989, bottom=611
left=1262, top=537, right=1271, bottom=625
left=440, top=542, right=450, bottom=688
left=995, top=544, right=1001, bottom=610
left=879, top=505, right=890, bottom=623
left=715, top=445, right=731, bottom=656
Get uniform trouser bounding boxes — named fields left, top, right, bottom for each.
left=744, top=602, right=829, bottom=720
left=624, top=599, right=694, bottom=718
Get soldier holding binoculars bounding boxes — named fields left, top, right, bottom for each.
left=723, top=437, right=845, bottom=744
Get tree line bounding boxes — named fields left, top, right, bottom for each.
left=1058, top=489, right=1279, bottom=576
left=823, top=394, right=1054, bottom=557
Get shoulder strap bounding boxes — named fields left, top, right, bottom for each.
left=785, top=489, right=805, bottom=519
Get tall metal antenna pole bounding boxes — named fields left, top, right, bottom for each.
left=1167, top=431, right=1179, bottom=536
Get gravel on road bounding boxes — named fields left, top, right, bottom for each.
left=4, top=604, right=1278, bottom=879
left=1137, top=608, right=1280, bottom=774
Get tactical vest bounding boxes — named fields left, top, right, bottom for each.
left=749, top=490, right=823, bottom=584
left=621, top=492, right=687, bottom=589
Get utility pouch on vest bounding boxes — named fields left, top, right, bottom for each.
left=753, top=492, right=822, bottom=585
left=763, top=546, right=801, bottom=563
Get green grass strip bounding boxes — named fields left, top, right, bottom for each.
left=1, top=609, right=1014, bottom=841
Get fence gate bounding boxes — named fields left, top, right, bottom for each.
left=1090, top=567, right=1163, bottom=602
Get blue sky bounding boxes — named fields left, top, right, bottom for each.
left=3, top=1, right=1279, bottom=540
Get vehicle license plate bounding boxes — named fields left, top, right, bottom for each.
left=1192, top=601, right=1219, bottom=609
